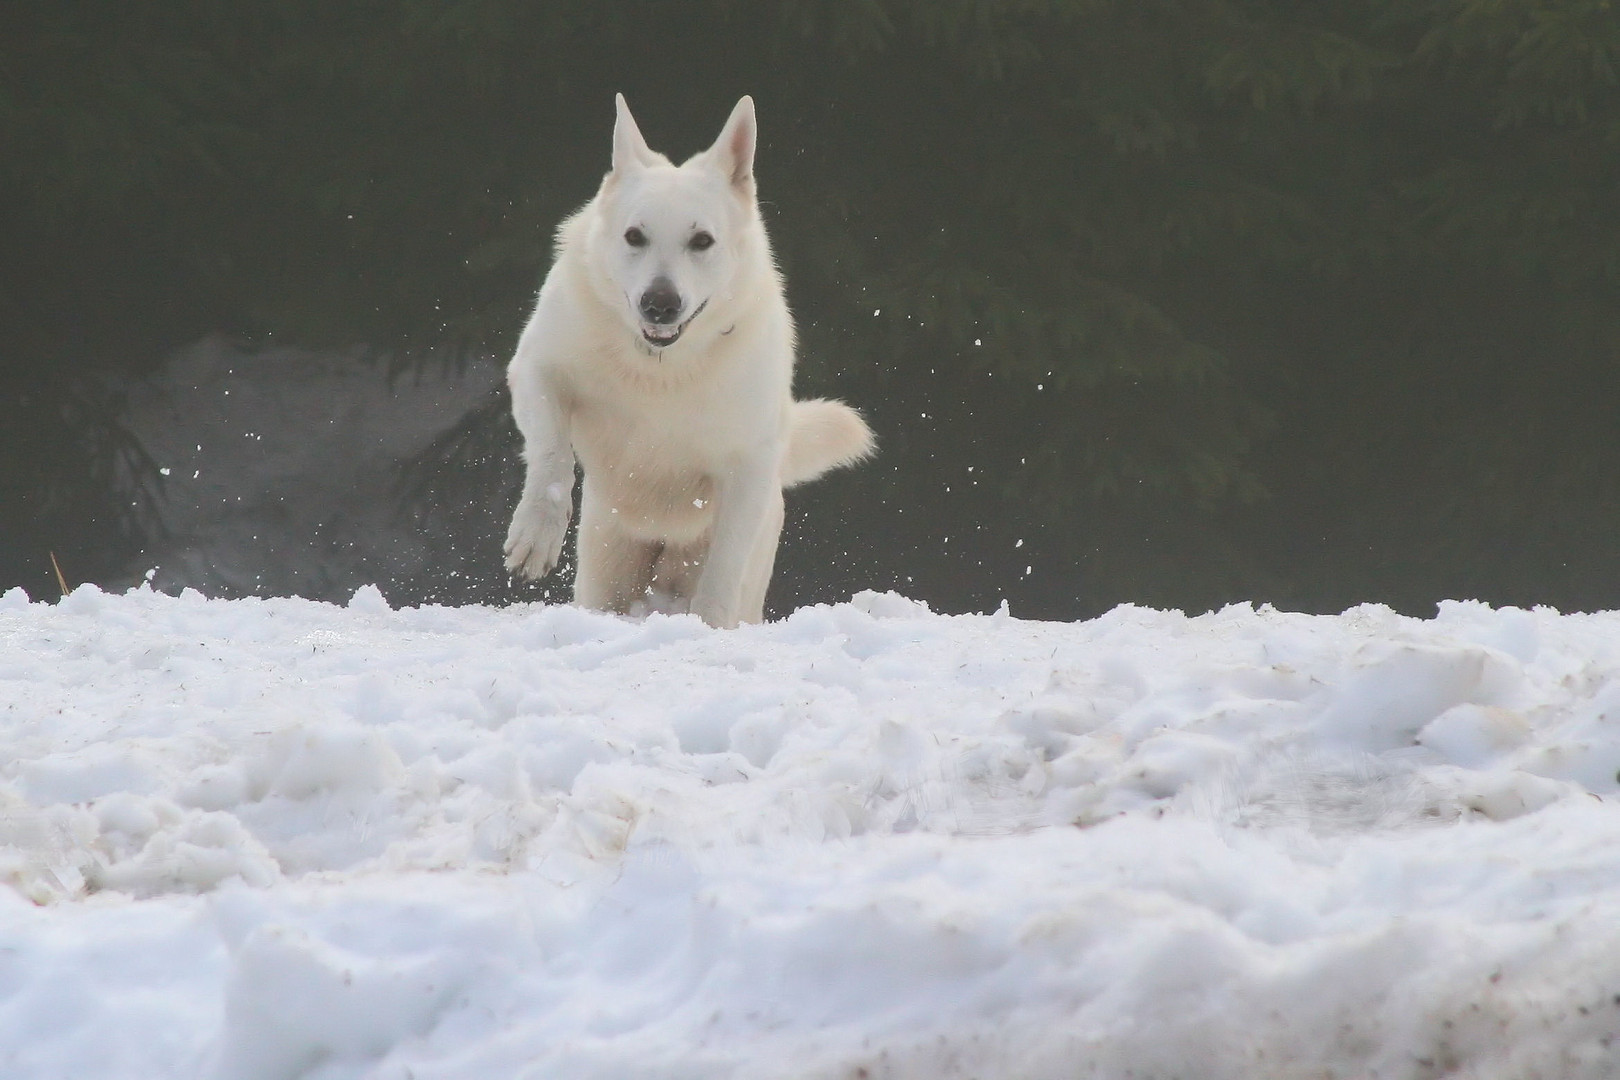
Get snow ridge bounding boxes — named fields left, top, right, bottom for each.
left=1, top=585, right=1618, bottom=1078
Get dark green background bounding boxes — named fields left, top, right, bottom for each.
left=6, top=0, right=1619, bottom=618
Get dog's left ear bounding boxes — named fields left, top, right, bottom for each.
left=709, top=95, right=756, bottom=190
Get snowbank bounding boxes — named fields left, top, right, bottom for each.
left=1, top=585, right=1618, bottom=1078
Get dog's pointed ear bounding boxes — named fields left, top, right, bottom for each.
left=612, top=93, right=656, bottom=174
left=709, top=95, right=756, bottom=190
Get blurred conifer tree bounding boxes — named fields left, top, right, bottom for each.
left=3, top=0, right=1617, bottom=612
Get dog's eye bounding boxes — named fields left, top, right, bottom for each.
left=624, top=227, right=648, bottom=248
left=688, top=231, right=715, bottom=252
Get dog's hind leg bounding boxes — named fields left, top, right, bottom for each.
left=734, top=488, right=784, bottom=625
left=691, top=463, right=776, bottom=628
left=574, top=488, right=658, bottom=614
left=648, top=537, right=706, bottom=613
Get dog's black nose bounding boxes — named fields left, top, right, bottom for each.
left=639, top=279, right=682, bottom=325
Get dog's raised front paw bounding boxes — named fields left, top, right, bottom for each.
left=504, top=498, right=569, bottom=580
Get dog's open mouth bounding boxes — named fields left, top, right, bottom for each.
left=639, top=300, right=708, bottom=350
left=641, top=325, right=683, bottom=347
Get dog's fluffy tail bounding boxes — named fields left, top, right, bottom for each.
left=782, top=399, right=876, bottom=487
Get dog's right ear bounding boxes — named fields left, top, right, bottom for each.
left=612, top=93, right=658, bottom=174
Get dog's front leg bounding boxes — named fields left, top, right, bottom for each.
left=691, top=461, right=777, bottom=629
left=504, top=372, right=575, bottom=581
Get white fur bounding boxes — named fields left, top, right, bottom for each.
left=504, top=94, right=875, bottom=628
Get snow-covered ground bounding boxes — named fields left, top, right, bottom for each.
left=2, top=585, right=1619, bottom=1078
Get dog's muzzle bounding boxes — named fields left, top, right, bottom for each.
left=639, top=299, right=708, bottom=350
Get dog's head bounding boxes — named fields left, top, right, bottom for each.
left=596, top=94, right=758, bottom=353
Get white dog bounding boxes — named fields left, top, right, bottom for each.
left=503, top=94, right=874, bottom=628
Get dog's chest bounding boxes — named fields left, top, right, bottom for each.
left=570, top=349, right=780, bottom=469
left=568, top=392, right=730, bottom=538
left=575, top=411, right=707, bottom=481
